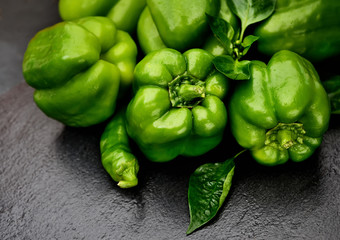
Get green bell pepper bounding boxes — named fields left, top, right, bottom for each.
left=126, top=48, right=228, bottom=162
left=254, top=0, right=340, bottom=62
left=23, top=17, right=137, bottom=127
left=137, top=0, right=220, bottom=54
left=59, top=0, right=146, bottom=33
left=100, top=109, right=139, bottom=188
left=229, top=50, right=330, bottom=166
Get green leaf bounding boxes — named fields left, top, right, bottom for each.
left=213, top=55, right=234, bottom=77
left=206, top=14, right=235, bottom=56
left=186, top=158, right=235, bottom=235
left=241, top=35, right=259, bottom=56
left=228, top=0, right=276, bottom=40
left=322, top=76, right=340, bottom=114
left=213, top=55, right=251, bottom=80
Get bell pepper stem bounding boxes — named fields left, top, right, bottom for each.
left=178, top=84, right=205, bottom=102
left=277, top=129, right=294, bottom=149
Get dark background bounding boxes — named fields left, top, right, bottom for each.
left=1, top=1, right=339, bottom=239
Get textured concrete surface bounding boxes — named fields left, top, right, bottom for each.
left=1, top=1, right=340, bottom=239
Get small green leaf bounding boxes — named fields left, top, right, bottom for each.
left=241, top=35, right=259, bottom=56
left=322, top=76, right=340, bottom=114
left=186, top=158, right=235, bottom=235
left=213, top=55, right=235, bottom=76
left=213, top=55, right=251, bottom=80
left=228, top=0, right=276, bottom=40
left=206, top=14, right=235, bottom=56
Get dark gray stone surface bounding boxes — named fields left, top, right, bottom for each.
left=1, top=1, right=340, bottom=239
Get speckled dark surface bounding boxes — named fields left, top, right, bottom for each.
left=1, top=1, right=340, bottom=239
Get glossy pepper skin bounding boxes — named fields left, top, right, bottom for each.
left=137, top=0, right=220, bottom=54
left=23, top=17, right=137, bottom=127
left=100, top=109, right=139, bottom=188
left=229, top=50, right=331, bottom=166
left=126, top=48, right=228, bottom=162
left=255, top=0, right=340, bottom=62
left=59, top=0, right=146, bottom=33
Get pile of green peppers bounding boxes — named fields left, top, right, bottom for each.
left=22, top=0, right=339, bottom=234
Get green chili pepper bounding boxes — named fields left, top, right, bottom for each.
left=100, top=109, right=139, bottom=188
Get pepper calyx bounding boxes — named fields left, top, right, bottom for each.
left=265, top=123, right=306, bottom=150
left=168, top=73, right=206, bottom=108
